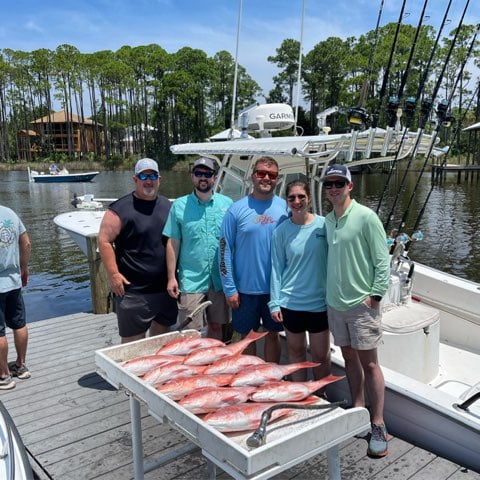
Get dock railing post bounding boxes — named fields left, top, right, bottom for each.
left=86, top=234, right=113, bottom=314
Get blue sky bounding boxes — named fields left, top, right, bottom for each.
left=1, top=1, right=478, bottom=96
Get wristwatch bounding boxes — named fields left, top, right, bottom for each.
left=371, top=295, right=382, bottom=302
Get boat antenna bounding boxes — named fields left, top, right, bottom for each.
left=407, top=23, right=479, bottom=238
left=293, top=0, right=306, bottom=134
left=376, top=0, right=432, bottom=217
left=358, top=0, right=385, bottom=108
left=372, top=0, right=408, bottom=128
left=397, top=11, right=477, bottom=236
left=229, top=0, right=243, bottom=138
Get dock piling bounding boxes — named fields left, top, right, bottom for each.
left=86, top=234, right=113, bottom=314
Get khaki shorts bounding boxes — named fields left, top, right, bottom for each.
left=327, top=302, right=382, bottom=350
left=178, top=287, right=229, bottom=330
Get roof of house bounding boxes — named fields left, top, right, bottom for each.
left=30, top=110, right=97, bottom=125
left=18, top=129, right=38, bottom=136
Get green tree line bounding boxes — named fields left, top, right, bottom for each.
left=0, top=22, right=478, bottom=166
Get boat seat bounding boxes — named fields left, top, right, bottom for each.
left=379, top=301, right=440, bottom=383
left=382, top=300, right=439, bottom=333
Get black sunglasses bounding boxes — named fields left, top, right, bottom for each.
left=323, top=180, right=348, bottom=189
left=193, top=170, right=215, bottom=178
left=137, top=172, right=159, bottom=181
left=287, top=194, right=307, bottom=201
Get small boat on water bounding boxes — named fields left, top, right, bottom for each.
left=0, top=400, right=34, bottom=480
left=54, top=103, right=480, bottom=472
left=28, top=166, right=99, bottom=183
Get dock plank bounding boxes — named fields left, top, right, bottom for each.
left=2, top=312, right=479, bottom=479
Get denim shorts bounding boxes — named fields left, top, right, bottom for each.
left=232, top=293, right=284, bottom=335
left=0, top=288, right=26, bottom=337
left=115, top=291, right=178, bottom=338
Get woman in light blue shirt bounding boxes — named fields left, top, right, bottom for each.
left=269, top=180, right=330, bottom=382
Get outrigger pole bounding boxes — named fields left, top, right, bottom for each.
left=293, top=0, right=306, bottom=135
left=229, top=0, right=243, bottom=138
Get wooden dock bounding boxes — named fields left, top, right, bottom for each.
left=431, top=163, right=480, bottom=183
left=2, top=312, right=480, bottom=480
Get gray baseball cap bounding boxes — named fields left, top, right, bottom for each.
left=192, top=157, right=217, bottom=171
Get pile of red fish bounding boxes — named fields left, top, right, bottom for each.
left=122, top=331, right=344, bottom=432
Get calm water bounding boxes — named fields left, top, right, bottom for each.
left=0, top=168, right=478, bottom=324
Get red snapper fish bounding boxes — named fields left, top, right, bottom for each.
left=122, top=354, right=184, bottom=376
left=203, top=397, right=318, bottom=432
left=224, top=330, right=268, bottom=355
left=249, top=375, right=345, bottom=402
left=203, top=353, right=266, bottom=375
left=183, top=330, right=268, bottom=366
left=178, top=386, right=257, bottom=414
left=155, top=374, right=233, bottom=400
left=142, top=363, right=207, bottom=386
left=230, top=362, right=320, bottom=387
left=155, top=336, right=225, bottom=356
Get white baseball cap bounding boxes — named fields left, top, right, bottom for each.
left=135, top=158, right=159, bottom=174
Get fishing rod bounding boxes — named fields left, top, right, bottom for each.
left=409, top=30, right=480, bottom=239
left=397, top=16, right=478, bottom=237
left=371, top=0, right=408, bottom=129
left=382, top=0, right=470, bottom=232
left=358, top=0, right=385, bottom=108
left=378, top=0, right=454, bottom=222
left=376, top=0, right=431, bottom=216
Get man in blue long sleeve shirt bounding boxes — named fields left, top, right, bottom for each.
left=220, top=157, right=287, bottom=362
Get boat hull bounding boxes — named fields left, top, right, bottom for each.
left=31, top=171, right=99, bottom=183
left=54, top=210, right=105, bottom=256
left=0, top=400, right=34, bottom=480
left=326, top=357, right=480, bottom=473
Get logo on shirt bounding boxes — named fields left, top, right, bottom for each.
left=254, top=214, right=276, bottom=225
left=0, top=219, right=15, bottom=248
left=219, top=237, right=228, bottom=276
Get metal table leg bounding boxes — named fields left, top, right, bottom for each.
left=327, top=445, right=341, bottom=480
left=207, top=458, right=217, bottom=479
left=129, top=393, right=144, bottom=480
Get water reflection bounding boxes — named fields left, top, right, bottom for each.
left=0, top=167, right=478, bottom=324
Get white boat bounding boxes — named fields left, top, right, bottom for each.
left=0, top=400, right=34, bottom=480
left=54, top=103, right=480, bottom=472
left=28, top=166, right=99, bottom=183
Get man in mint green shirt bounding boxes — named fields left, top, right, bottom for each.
left=163, top=157, right=233, bottom=340
left=324, top=164, right=390, bottom=459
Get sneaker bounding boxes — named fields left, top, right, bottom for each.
left=367, top=423, right=388, bottom=457
left=8, top=362, right=31, bottom=379
left=0, top=375, right=16, bottom=390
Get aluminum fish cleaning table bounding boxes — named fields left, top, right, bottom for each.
left=95, top=331, right=371, bottom=480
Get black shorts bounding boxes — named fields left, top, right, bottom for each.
left=281, top=307, right=328, bottom=334
left=0, top=288, right=26, bottom=337
left=115, top=291, right=178, bottom=337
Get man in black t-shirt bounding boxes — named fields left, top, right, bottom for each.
left=98, top=158, right=178, bottom=343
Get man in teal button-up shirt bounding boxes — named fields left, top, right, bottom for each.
left=163, top=157, right=233, bottom=340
